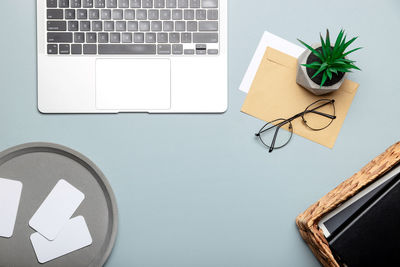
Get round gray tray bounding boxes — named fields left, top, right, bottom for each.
left=0, top=143, right=118, bottom=267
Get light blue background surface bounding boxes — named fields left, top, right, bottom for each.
left=1, top=0, right=400, bottom=266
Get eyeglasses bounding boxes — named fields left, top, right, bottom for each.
left=255, top=99, right=336, bottom=153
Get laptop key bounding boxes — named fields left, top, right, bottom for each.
left=134, top=33, right=144, bottom=43
left=193, top=32, right=217, bottom=43
left=65, top=9, right=76, bottom=19
left=199, top=21, right=218, bottom=31
left=172, top=10, right=182, bottom=20
left=98, top=32, right=109, bottom=43
left=184, top=9, right=194, bottom=20
left=148, top=10, right=159, bottom=20
left=59, top=0, right=70, bottom=8
left=175, top=21, right=185, bottom=31
left=172, top=44, right=183, bottom=54
left=101, top=9, right=111, bottom=20
left=190, top=0, right=200, bottom=8
left=178, top=0, right=188, bottom=8
left=104, top=21, right=114, bottom=31
left=184, top=49, right=194, bottom=55
left=136, top=9, right=147, bottom=20
left=163, top=21, right=174, bottom=31
left=139, top=21, right=150, bottom=31
left=166, top=0, right=176, bottom=8
left=74, top=32, right=85, bottom=42
left=201, top=0, right=217, bottom=8
left=48, top=32, right=73, bottom=42
left=187, top=21, right=197, bottom=31
left=207, top=9, right=218, bottom=20
left=124, top=10, right=135, bottom=20
left=195, top=9, right=206, bottom=20
left=142, top=0, right=153, bottom=8
left=95, top=0, right=105, bottom=7
left=89, top=9, right=100, bottom=19
left=181, top=33, right=191, bottom=43
left=151, top=21, right=162, bottom=31
left=106, top=0, right=117, bottom=7
left=47, top=21, right=66, bottom=31
left=122, top=33, right=132, bottom=43
left=71, top=0, right=82, bottom=8
left=145, top=33, right=156, bottom=43
left=160, top=10, right=171, bottom=20
left=77, top=9, right=88, bottom=19
left=154, top=0, right=165, bottom=7
left=127, top=21, right=138, bottom=31
left=110, top=33, right=121, bottom=43
left=86, top=33, right=97, bottom=43
left=80, top=21, right=91, bottom=31
left=116, top=21, right=126, bottom=31
left=119, top=0, right=129, bottom=8
left=47, top=0, right=58, bottom=8
left=98, top=44, right=156, bottom=54
left=59, top=44, right=70, bottom=54
left=83, top=44, right=97, bottom=54
left=71, top=44, right=82, bottom=54
left=130, top=0, right=141, bottom=7
left=208, top=49, right=218, bottom=55
left=157, top=33, right=168, bottom=43
left=157, top=44, right=171, bottom=54
left=47, top=44, right=58, bottom=54
left=92, top=21, right=103, bottom=31
left=112, top=9, right=123, bottom=20
left=82, top=0, right=94, bottom=7
left=68, top=21, right=79, bottom=31
left=169, top=33, right=180, bottom=43
left=47, top=9, right=63, bottom=19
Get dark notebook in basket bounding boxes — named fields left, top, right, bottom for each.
left=324, top=174, right=397, bottom=240
left=329, top=174, right=400, bottom=266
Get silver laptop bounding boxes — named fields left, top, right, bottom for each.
left=37, top=0, right=227, bottom=113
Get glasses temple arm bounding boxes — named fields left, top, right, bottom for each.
left=269, top=126, right=281, bottom=153
left=308, top=100, right=334, bottom=112
left=307, top=110, right=336, bottom=119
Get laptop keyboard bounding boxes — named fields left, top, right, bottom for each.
left=46, top=0, right=220, bottom=55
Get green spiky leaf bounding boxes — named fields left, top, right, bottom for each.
left=297, top=39, right=323, bottom=60
left=326, top=69, right=333, bottom=80
left=325, top=30, right=331, bottom=52
left=320, top=33, right=327, bottom=59
left=342, top=47, right=363, bottom=57
left=302, top=62, right=322, bottom=70
left=321, top=72, right=328, bottom=87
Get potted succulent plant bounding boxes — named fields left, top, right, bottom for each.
left=296, top=30, right=362, bottom=95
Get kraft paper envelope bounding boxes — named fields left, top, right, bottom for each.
left=241, top=47, right=359, bottom=149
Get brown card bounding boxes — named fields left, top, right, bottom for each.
left=241, top=47, right=359, bottom=148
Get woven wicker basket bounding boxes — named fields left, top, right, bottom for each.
left=296, top=142, right=400, bottom=267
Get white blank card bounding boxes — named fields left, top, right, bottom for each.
left=0, top=178, right=23, bottom=238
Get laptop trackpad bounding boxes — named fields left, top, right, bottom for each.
left=96, top=58, right=171, bottom=111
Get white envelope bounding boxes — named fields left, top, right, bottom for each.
left=0, top=178, right=23, bottom=238
left=239, top=31, right=305, bottom=93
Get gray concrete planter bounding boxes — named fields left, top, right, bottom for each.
left=296, top=43, right=346, bottom=96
